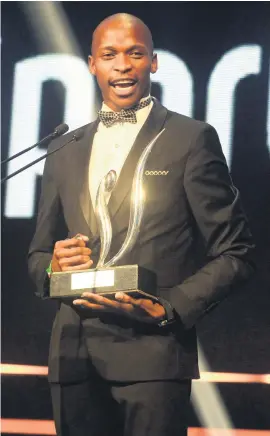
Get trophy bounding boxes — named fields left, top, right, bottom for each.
left=50, top=128, right=165, bottom=300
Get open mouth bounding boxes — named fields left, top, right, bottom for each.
left=111, top=79, right=137, bottom=88
left=110, top=79, right=138, bottom=95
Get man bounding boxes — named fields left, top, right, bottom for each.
left=28, top=13, right=255, bottom=436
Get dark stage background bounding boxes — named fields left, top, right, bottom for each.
left=1, top=1, right=270, bottom=433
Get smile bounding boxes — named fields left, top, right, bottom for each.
left=110, top=79, right=137, bottom=87
left=110, top=80, right=138, bottom=96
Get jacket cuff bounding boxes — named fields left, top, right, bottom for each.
left=157, top=297, right=176, bottom=327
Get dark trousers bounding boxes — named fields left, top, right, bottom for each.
left=50, top=375, right=191, bottom=436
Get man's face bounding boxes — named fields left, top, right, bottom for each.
left=89, top=21, right=157, bottom=111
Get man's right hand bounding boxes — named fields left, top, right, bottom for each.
left=51, top=234, right=93, bottom=272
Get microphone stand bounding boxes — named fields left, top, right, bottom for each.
left=1, top=130, right=83, bottom=184
left=1, top=123, right=69, bottom=165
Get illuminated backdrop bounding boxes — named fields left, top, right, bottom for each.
left=1, top=2, right=270, bottom=432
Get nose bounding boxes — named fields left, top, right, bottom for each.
left=113, top=53, right=132, bottom=73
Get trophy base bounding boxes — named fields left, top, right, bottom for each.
left=50, top=265, right=157, bottom=300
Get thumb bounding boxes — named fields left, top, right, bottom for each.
left=74, top=233, right=89, bottom=242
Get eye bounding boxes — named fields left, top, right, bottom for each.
left=130, top=51, right=144, bottom=59
left=102, top=53, right=115, bottom=59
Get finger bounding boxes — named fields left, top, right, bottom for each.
left=59, top=255, right=91, bottom=267
left=55, top=238, right=87, bottom=250
left=115, top=292, right=147, bottom=308
left=73, top=299, right=105, bottom=310
left=114, top=293, right=159, bottom=319
left=80, top=293, right=137, bottom=314
left=115, top=292, right=136, bottom=304
left=81, top=292, right=123, bottom=309
left=55, top=247, right=91, bottom=259
left=61, top=260, right=93, bottom=271
left=75, top=294, right=154, bottom=320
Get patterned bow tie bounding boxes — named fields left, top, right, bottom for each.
left=98, top=96, right=152, bottom=127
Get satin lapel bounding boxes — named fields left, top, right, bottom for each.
left=108, top=100, right=168, bottom=220
left=78, top=120, right=99, bottom=239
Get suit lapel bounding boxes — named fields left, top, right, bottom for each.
left=77, top=120, right=99, bottom=239
left=76, top=100, right=168, bottom=241
left=108, top=99, right=168, bottom=220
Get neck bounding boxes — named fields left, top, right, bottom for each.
left=103, top=95, right=151, bottom=112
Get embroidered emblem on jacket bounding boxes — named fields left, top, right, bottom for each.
left=145, top=170, right=169, bottom=175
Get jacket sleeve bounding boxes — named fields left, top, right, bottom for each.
left=167, top=125, right=255, bottom=329
left=28, top=150, right=67, bottom=298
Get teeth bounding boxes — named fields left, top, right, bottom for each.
left=113, top=81, right=135, bottom=86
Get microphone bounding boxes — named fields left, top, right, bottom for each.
left=1, top=128, right=84, bottom=184
left=52, top=123, right=69, bottom=138
left=1, top=123, right=69, bottom=165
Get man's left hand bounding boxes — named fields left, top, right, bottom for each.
left=73, top=292, right=166, bottom=323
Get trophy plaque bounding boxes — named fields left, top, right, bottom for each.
left=50, top=129, right=165, bottom=300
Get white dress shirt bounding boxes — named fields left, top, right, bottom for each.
left=89, top=96, right=153, bottom=208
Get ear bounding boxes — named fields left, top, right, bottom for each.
left=150, top=53, right=158, bottom=74
left=88, top=55, right=96, bottom=75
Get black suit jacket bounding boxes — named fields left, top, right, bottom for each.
left=28, top=99, right=255, bottom=383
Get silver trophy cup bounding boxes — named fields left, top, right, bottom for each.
left=50, top=129, right=165, bottom=299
